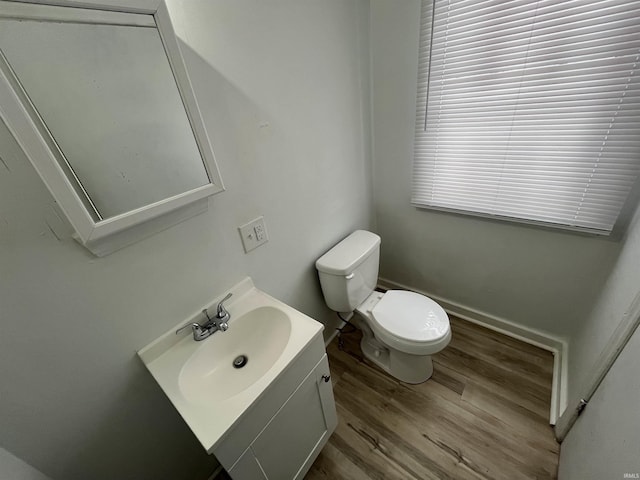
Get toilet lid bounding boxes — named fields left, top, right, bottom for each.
left=371, top=290, right=450, bottom=342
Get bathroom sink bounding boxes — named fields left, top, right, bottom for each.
left=179, top=306, right=292, bottom=403
left=138, top=278, right=323, bottom=452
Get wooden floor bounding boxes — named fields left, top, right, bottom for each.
left=306, top=317, right=559, bottom=480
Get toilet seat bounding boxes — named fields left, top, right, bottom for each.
left=357, top=290, right=451, bottom=356
left=373, top=290, right=449, bottom=342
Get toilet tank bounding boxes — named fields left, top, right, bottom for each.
left=315, top=230, right=381, bottom=312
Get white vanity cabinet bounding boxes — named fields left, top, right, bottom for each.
left=215, top=335, right=337, bottom=480
left=138, top=280, right=337, bottom=479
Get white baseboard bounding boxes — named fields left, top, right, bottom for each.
left=378, top=277, right=568, bottom=425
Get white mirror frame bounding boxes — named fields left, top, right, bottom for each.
left=0, top=0, right=224, bottom=255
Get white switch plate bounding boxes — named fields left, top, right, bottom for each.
left=238, top=216, right=269, bottom=253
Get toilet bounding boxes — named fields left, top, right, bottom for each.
left=315, top=230, right=451, bottom=384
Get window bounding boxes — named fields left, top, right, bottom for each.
left=412, top=0, right=640, bottom=234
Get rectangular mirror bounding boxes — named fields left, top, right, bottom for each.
left=0, top=1, right=224, bottom=255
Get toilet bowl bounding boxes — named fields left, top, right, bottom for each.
left=315, top=230, right=451, bottom=384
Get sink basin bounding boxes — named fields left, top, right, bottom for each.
left=138, top=277, right=324, bottom=452
left=179, top=306, right=292, bottom=403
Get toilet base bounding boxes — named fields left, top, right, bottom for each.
left=354, top=317, right=434, bottom=384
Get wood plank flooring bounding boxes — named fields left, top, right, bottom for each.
left=306, top=316, right=559, bottom=479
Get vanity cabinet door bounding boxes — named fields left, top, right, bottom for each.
left=251, top=355, right=337, bottom=480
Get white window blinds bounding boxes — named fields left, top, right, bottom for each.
left=412, top=0, right=640, bottom=234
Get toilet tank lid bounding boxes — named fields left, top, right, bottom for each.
left=316, top=230, right=381, bottom=276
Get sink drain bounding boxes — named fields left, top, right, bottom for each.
left=233, top=355, right=248, bottom=369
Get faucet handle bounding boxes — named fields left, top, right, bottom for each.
left=217, top=292, right=233, bottom=318
left=176, top=322, right=202, bottom=336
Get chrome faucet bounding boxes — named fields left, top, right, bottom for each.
left=176, top=293, right=233, bottom=341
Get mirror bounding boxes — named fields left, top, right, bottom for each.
left=0, top=17, right=211, bottom=219
left=0, top=1, right=224, bottom=255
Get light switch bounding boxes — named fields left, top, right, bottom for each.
left=238, top=216, right=269, bottom=253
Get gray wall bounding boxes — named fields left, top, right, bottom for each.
left=0, top=1, right=372, bottom=479
left=558, top=319, right=640, bottom=479
left=369, top=0, right=622, bottom=339
left=557, top=167, right=640, bottom=479
left=0, top=447, right=52, bottom=480
left=567, top=203, right=640, bottom=399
